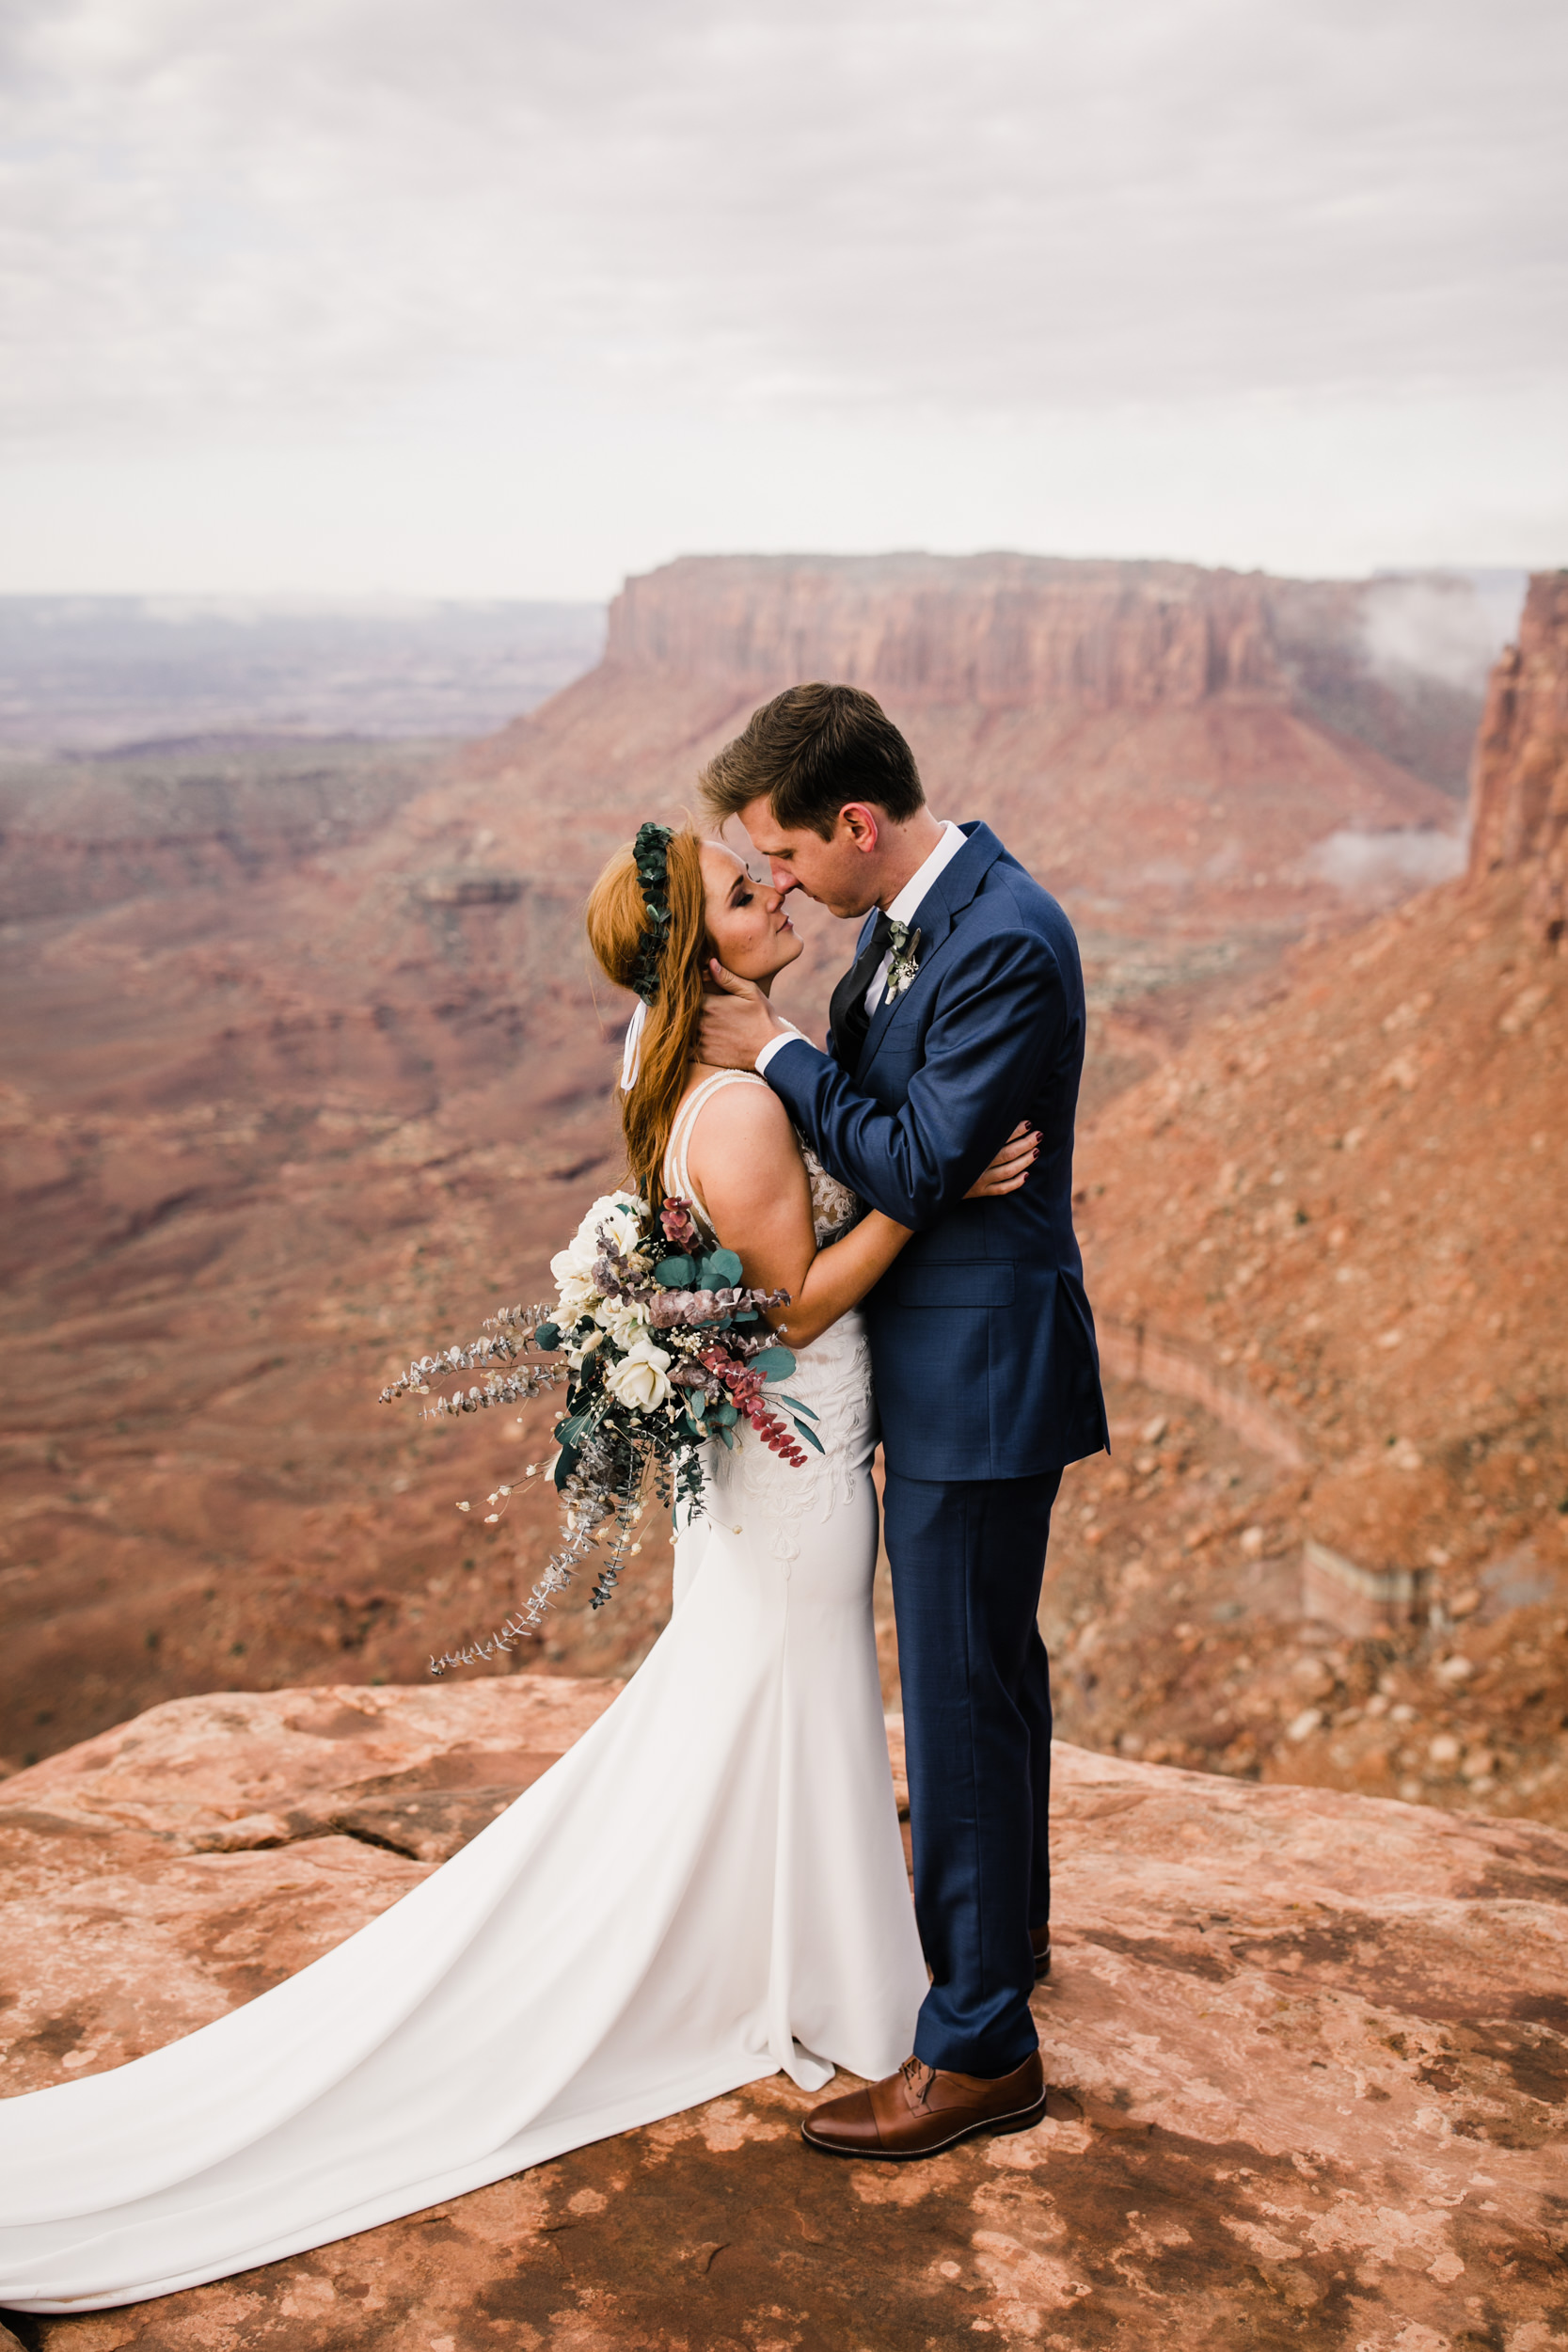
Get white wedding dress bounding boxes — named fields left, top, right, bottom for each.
left=0, top=1072, right=925, bottom=2312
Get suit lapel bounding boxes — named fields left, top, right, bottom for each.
left=857, top=823, right=1003, bottom=1080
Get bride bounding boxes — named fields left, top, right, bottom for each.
left=0, top=821, right=1034, bottom=2313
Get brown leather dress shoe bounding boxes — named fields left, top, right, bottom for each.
left=801, top=2049, right=1047, bottom=2160
left=1031, top=1924, right=1051, bottom=1979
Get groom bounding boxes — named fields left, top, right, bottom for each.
left=698, top=682, right=1108, bottom=2159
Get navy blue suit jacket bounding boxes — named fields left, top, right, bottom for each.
left=764, top=821, right=1109, bottom=1483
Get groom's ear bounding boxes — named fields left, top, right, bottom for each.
left=836, top=803, right=881, bottom=854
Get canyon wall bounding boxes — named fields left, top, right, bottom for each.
left=1053, top=580, right=1566, bottom=1816
left=1469, top=568, right=1568, bottom=941
left=607, top=552, right=1286, bottom=709
left=603, top=552, right=1498, bottom=799
left=467, top=552, right=1467, bottom=1011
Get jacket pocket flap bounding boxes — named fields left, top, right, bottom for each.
left=893, top=1263, right=1016, bottom=1308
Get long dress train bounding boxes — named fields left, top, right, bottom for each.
left=0, top=1082, right=924, bottom=2312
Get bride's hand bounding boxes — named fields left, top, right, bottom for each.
left=965, top=1121, right=1038, bottom=1199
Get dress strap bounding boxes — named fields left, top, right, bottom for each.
left=663, top=1070, right=768, bottom=1231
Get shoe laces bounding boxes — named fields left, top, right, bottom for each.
left=899, top=2056, right=935, bottom=2108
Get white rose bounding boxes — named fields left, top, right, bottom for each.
left=552, top=1193, right=646, bottom=1297
left=550, top=1264, right=601, bottom=1323
left=554, top=1199, right=613, bottom=1284
left=604, top=1337, right=673, bottom=1411
left=554, top=1227, right=592, bottom=1279
left=581, top=1190, right=649, bottom=1266
left=601, top=1297, right=651, bottom=1351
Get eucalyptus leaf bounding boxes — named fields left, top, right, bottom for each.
left=699, top=1248, right=743, bottom=1289
left=532, top=1321, right=560, bottom=1351
left=654, top=1255, right=694, bottom=1288
left=775, top=1392, right=817, bottom=1418
left=791, top=1417, right=826, bottom=1455
left=750, top=1345, right=797, bottom=1380
left=710, top=1401, right=739, bottom=1425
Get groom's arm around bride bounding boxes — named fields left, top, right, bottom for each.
left=697, top=681, right=1110, bottom=2159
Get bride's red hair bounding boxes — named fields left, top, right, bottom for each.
left=585, top=825, right=707, bottom=1208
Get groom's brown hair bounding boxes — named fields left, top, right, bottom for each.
left=700, top=683, right=925, bottom=838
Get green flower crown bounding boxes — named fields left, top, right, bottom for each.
left=628, top=821, right=674, bottom=1005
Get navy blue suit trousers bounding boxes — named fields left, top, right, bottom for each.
left=883, top=1466, right=1061, bottom=2076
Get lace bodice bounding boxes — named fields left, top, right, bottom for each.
left=799, top=1143, right=859, bottom=1246
left=664, top=1072, right=860, bottom=1247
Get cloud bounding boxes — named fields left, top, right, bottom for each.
left=1299, top=825, right=1468, bottom=898
left=1359, top=574, right=1524, bottom=690
left=3, top=0, right=1565, bottom=450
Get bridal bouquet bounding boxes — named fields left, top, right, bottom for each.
left=381, top=1191, right=822, bottom=1674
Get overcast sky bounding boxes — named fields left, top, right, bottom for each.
left=2, top=0, right=1563, bottom=596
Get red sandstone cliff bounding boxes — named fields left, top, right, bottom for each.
left=1049, top=580, right=1566, bottom=1815
left=465, top=554, right=1465, bottom=996
left=601, top=553, right=1491, bottom=789
left=1469, top=568, right=1568, bottom=942
left=607, top=552, right=1287, bottom=708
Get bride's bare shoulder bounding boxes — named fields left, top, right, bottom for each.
left=683, top=1075, right=805, bottom=1200
left=686, top=1073, right=797, bottom=1154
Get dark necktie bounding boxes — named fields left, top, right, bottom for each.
left=828, top=910, right=895, bottom=1073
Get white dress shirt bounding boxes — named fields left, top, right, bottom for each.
left=755, top=818, right=967, bottom=1076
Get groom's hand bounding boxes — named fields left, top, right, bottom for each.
left=699, top=961, right=792, bottom=1069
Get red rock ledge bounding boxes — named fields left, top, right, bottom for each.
left=1, top=1677, right=1564, bottom=2350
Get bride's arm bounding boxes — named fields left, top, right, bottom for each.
left=687, top=1083, right=912, bottom=1349
left=768, top=1213, right=913, bottom=1350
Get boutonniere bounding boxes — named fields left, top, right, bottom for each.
left=885, top=921, right=922, bottom=999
